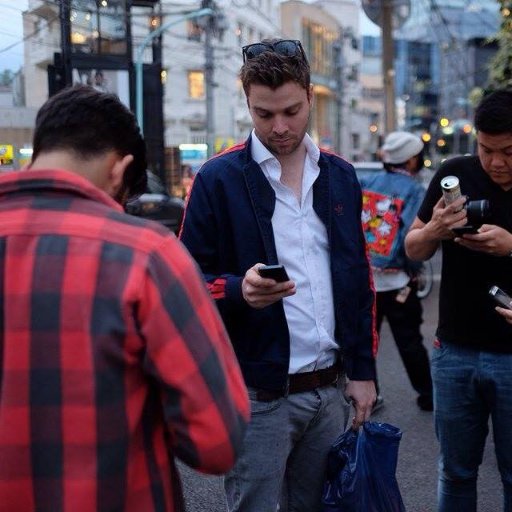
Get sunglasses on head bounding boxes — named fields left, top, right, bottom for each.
left=242, top=39, right=307, bottom=63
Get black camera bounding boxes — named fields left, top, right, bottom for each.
left=452, top=199, right=491, bottom=235
left=466, top=199, right=491, bottom=226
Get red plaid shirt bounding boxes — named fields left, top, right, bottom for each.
left=0, top=169, right=249, bottom=512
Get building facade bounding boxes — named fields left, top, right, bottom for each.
left=22, top=0, right=377, bottom=174
left=312, top=0, right=371, bottom=160
left=358, top=0, right=500, bottom=163
left=395, top=1, right=499, bottom=123
left=359, top=35, right=383, bottom=158
left=281, top=0, right=340, bottom=152
left=23, top=1, right=60, bottom=108
left=157, top=0, right=281, bottom=160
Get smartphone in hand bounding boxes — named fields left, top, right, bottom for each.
left=257, top=264, right=290, bottom=283
left=489, top=285, right=512, bottom=309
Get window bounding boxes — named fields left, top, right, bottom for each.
left=188, top=71, right=205, bottom=99
left=301, top=20, right=336, bottom=76
left=70, top=0, right=127, bottom=55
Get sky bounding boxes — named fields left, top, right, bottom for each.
left=0, top=1, right=378, bottom=72
left=360, top=9, right=380, bottom=36
left=0, top=1, right=29, bottom=72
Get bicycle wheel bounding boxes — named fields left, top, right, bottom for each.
left=416, top=259, right=434, bottom=299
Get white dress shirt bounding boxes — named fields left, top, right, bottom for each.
left=251, top=131, right=338, bottom=373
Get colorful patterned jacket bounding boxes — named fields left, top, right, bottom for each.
left=360, top=169, right=425, bottom=274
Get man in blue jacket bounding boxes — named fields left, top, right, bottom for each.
left=360, top=131, right=433, bottom=412
left=180, top=39, right=377, bottom=512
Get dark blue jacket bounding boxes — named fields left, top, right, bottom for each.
left=180, top=136, right=377, bottom=392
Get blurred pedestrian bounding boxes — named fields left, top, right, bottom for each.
left=405, top=89, right=512, bottom=511
left=0, top=85, right=249, bottom=512
left=360, top=131, right=433, bottom=412
left=179, top=39, right=377, bottom=512
left=92, top=69, right=108, bottom=92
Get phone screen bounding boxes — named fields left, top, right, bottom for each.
left=489, top=285, right=512, bottom=309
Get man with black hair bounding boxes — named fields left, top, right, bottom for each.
left=360, top=131, right=433, bottom=412
left=0, top=85, right=249, bottom=512
left=180, top=40, right=377, bottom=512
left=406, top=89, right=512, bottom=511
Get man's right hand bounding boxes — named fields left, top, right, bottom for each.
left=406, top=195, right=468, bottom=261
left=242, top=263, right=296, bottom=309
left=426, top=195, right=468, bottom=240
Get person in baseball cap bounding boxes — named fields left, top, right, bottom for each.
left=380, top=131, right=425, bottom=173
left=361, top=129, right=433, bottom=414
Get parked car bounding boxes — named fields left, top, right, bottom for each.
left=125, top=171, right=185, bottom=235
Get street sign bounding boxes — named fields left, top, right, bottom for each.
left=362, top=0, right=411, bottom=30
left=179, top=143, right=208, bottom=171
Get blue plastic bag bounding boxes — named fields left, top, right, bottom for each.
left=322, top=421, right=406, bottom=512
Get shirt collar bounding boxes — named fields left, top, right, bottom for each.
left=250, top=130, right=320, bottom=165
left=0, top=168, right=124, bottom=212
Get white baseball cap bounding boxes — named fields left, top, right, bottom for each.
left=380, top=131, right=424, bottom=164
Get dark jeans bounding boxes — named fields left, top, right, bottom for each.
left=432, top=341, right=512, bottom=511
left=376, top=285, right=433, bottom=397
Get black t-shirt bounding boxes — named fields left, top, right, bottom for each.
left=418, top=155, right=512, bottom=353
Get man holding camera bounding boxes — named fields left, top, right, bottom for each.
left=405, top=89, right=512, bottom=511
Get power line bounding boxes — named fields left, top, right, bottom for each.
left=0, top=3, right=25, bottom=12
left=422, top=0, right=472, bottom=88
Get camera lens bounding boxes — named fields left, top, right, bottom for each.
left=466, top=199, right=491, bottom=225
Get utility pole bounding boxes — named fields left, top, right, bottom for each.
left=204, top=12, right=215, bottom=159
left=382, top=0, right=396, bottom=133
left=197, top=0, right=227, bottom=158
left=58, top=0, right=72, bottom=86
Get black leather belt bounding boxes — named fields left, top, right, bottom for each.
left=253, top=363, right=340, bottom=402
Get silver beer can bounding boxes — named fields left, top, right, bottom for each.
left=441, top=176, right=462, bottom=206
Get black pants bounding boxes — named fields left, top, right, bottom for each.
left=376, top=285, right=433, bottom=397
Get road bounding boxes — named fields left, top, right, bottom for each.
left=178, top=251, right=503, bottom=511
